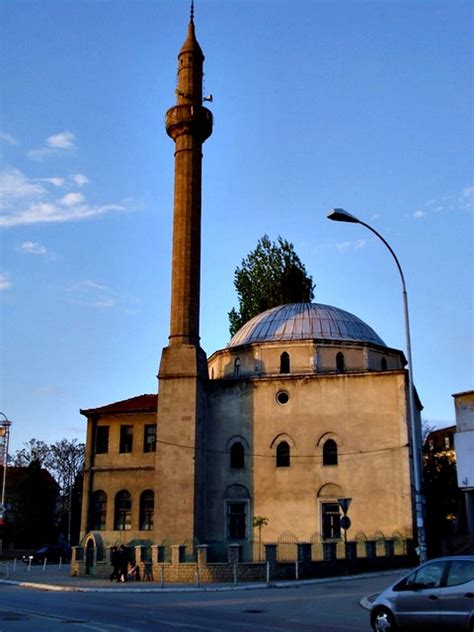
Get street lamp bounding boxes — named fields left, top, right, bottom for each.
left=327, top=208, right=426, bottom=563
left=0, top=412, right=12, bottom=515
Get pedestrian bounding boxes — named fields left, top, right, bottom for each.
left=118, top=544, right=129, bottom=582
left=110, top=546, right=120, bottom=582
left=127, top=561, right=141, bottom=581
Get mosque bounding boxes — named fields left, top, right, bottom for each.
left=79, top=8, right=418, bottom=560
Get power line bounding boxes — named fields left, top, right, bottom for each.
left=155, top=438, right=407, bottom=461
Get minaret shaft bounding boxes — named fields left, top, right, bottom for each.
left=165, top=19, right=212, bottom=346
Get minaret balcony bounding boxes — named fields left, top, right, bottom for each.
left=165, top=105, right=213, bottom=142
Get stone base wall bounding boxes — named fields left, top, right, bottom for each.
left=71, top=540, right=414, bottom=584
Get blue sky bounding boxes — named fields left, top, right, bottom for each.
left=1, top=0, right=472, bottom=453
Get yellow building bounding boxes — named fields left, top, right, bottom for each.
left=79, top=10, right=416, bottom=567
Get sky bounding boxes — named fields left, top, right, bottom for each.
left=0, top=0, right=472, bottom=454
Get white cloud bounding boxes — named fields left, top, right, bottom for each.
left=27, top=130, right=76, bottom=161
left=72, top=173, right=88, bottom=186
left=0, top=131, right=19, bottom=145
left=38, top=177, right=65, bottom=187
left=18, top=241, right=49, bottom=256
left=0, top=272, right=12, bottom=291
left=0, top=167, right=127, bottom=227
left=336, top=239, right=367, bottom=252
left=46, top=131, right=75, bottom=150
left=67, top=280, right=117, bottom=309
left=0, top=167, right=45, bottom=202
left=59, top=192, right=85, bottom=207
left=413, top=210, right=427, bottom=220
left=459, top=186, right=474, bottom=211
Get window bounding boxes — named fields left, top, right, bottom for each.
left=323, top=439, right=338, bottom=466
left=95, top=426, right=109, bottom=454
left=234, top=358, right=241, bottom=377
left=227, top=502, right=247, bottom=539
left=321, top=502, right=341, bottom=539
left=381, top=357, right=388, bottom=371
left=336, top=352, right=345, bottom=374
left=405, top=561, right=446, bottom=589
left=143, top=424, right=156, bottom=453
left=230, top=442, right=245, bottom=469
left=446, top=560, right=474, bottom=586
left=90, top=490, right=107, bottom=530
left=280, top=352, right=290, bottom=374
left=114, top=490, right=132, bottom=530
left=444, top=434, right=452, bottom=450
left=276, top=441, right=290, bottom=467
left=119, top=425, right=133, bottom=453
left=139, top=490, right=154, bottom=531
left=276, top=390, right=289, bottom=405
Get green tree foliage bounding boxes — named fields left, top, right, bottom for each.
left=423, top=451, right=462, bottom=557
left=228, top=235, right=315, bottom=336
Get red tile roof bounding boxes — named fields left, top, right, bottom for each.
left=80, top=394, right=158, bottom=416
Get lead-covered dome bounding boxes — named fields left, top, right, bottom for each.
left=228, top=303, right=386, bottom=348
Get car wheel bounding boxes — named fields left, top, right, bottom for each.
left=372, top=607, right=397, bottom=632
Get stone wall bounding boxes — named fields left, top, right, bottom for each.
left=71, top=540, right=414, bottom=583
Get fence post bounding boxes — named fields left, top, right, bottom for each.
left=42, top=558, right=47, bottom=572
left=195, top=566, right=200, bottom=588
left=13, top=559, right=17, bottom=573
left=266, top=561, right=270, bottom=586
left=233, top=563, right=238, bottom=586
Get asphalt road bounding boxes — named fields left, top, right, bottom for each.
left=0, top=571, right=403, bottom=632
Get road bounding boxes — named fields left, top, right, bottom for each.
left=0, top=571, right=401, bottom=631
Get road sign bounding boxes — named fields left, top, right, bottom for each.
left=338, top=497, right=352, bottom=515
left=340, top=515, right=351, bottom=530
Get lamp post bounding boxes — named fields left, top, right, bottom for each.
left=0, top=412, right=12, bottom=517
left=327, top=208, right=426, bottom=563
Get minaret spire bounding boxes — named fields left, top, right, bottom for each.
left=190, top=0, right=194, bottom=23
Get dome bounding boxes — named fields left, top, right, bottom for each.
left=228, top=303, right=386, bottom=348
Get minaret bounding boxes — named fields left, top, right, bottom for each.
left=155, top=4, right=212, bottom=544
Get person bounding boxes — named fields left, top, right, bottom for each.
left=110, top=546, right=120, bottom=582
left=127, top=561, right=141, bottom=581
left=118, top=544, right=129, bottom=582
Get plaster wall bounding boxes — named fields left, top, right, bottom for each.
left=205, top=369, right=413, bottom=544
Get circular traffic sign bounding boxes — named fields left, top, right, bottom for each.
left=340, top=516, right=351, bottom=530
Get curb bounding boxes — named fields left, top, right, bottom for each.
left=0, top=567, right=407, bottom=594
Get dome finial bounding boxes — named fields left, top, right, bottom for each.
left=190, top=0, right=194, bottom=23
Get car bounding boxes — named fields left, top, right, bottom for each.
left=22, top=544, right=71, bottom=565
left=371, top=555, right=474, bottom=631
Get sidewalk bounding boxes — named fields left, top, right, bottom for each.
left=0, top=562, right=403, bottom=597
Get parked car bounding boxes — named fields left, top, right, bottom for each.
left=370, top=556, right=474, bottom=631
left=22, top=544, right=71, bottom=565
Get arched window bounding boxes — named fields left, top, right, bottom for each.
left=276, top=441, right=290, bottom=467
left=114, top=490, right=132, bottom=530
left=90, top=490, right=107, bottom=530
left=139, top=490, right=154, bottom=531
left=323, top=439, right=338, bottom=466
left=336, top=352, right=345, bottom=374
left=381, top=357, right=388, bottom=371
left=230, top=441, right=245, bottom=469
left=280, top=352, right=290, bottom=374
left=234, top=357, right=241, bottom=377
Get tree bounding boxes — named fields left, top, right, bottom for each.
left=12, top=438, right=50, bottom=467
left=48, top=439, right=85, bottom=545
left=252, top=515, right=269, bottom=561
left=11, top=437, right=85, bottom=545
left=228, top=235, right=315, bottom=336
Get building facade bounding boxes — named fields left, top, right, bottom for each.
left=79, top=11, right=417, bottom=562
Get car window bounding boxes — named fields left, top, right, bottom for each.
left=406, top=561, right=446, bottom=589
left=446, top=561, right=474, bottom=587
